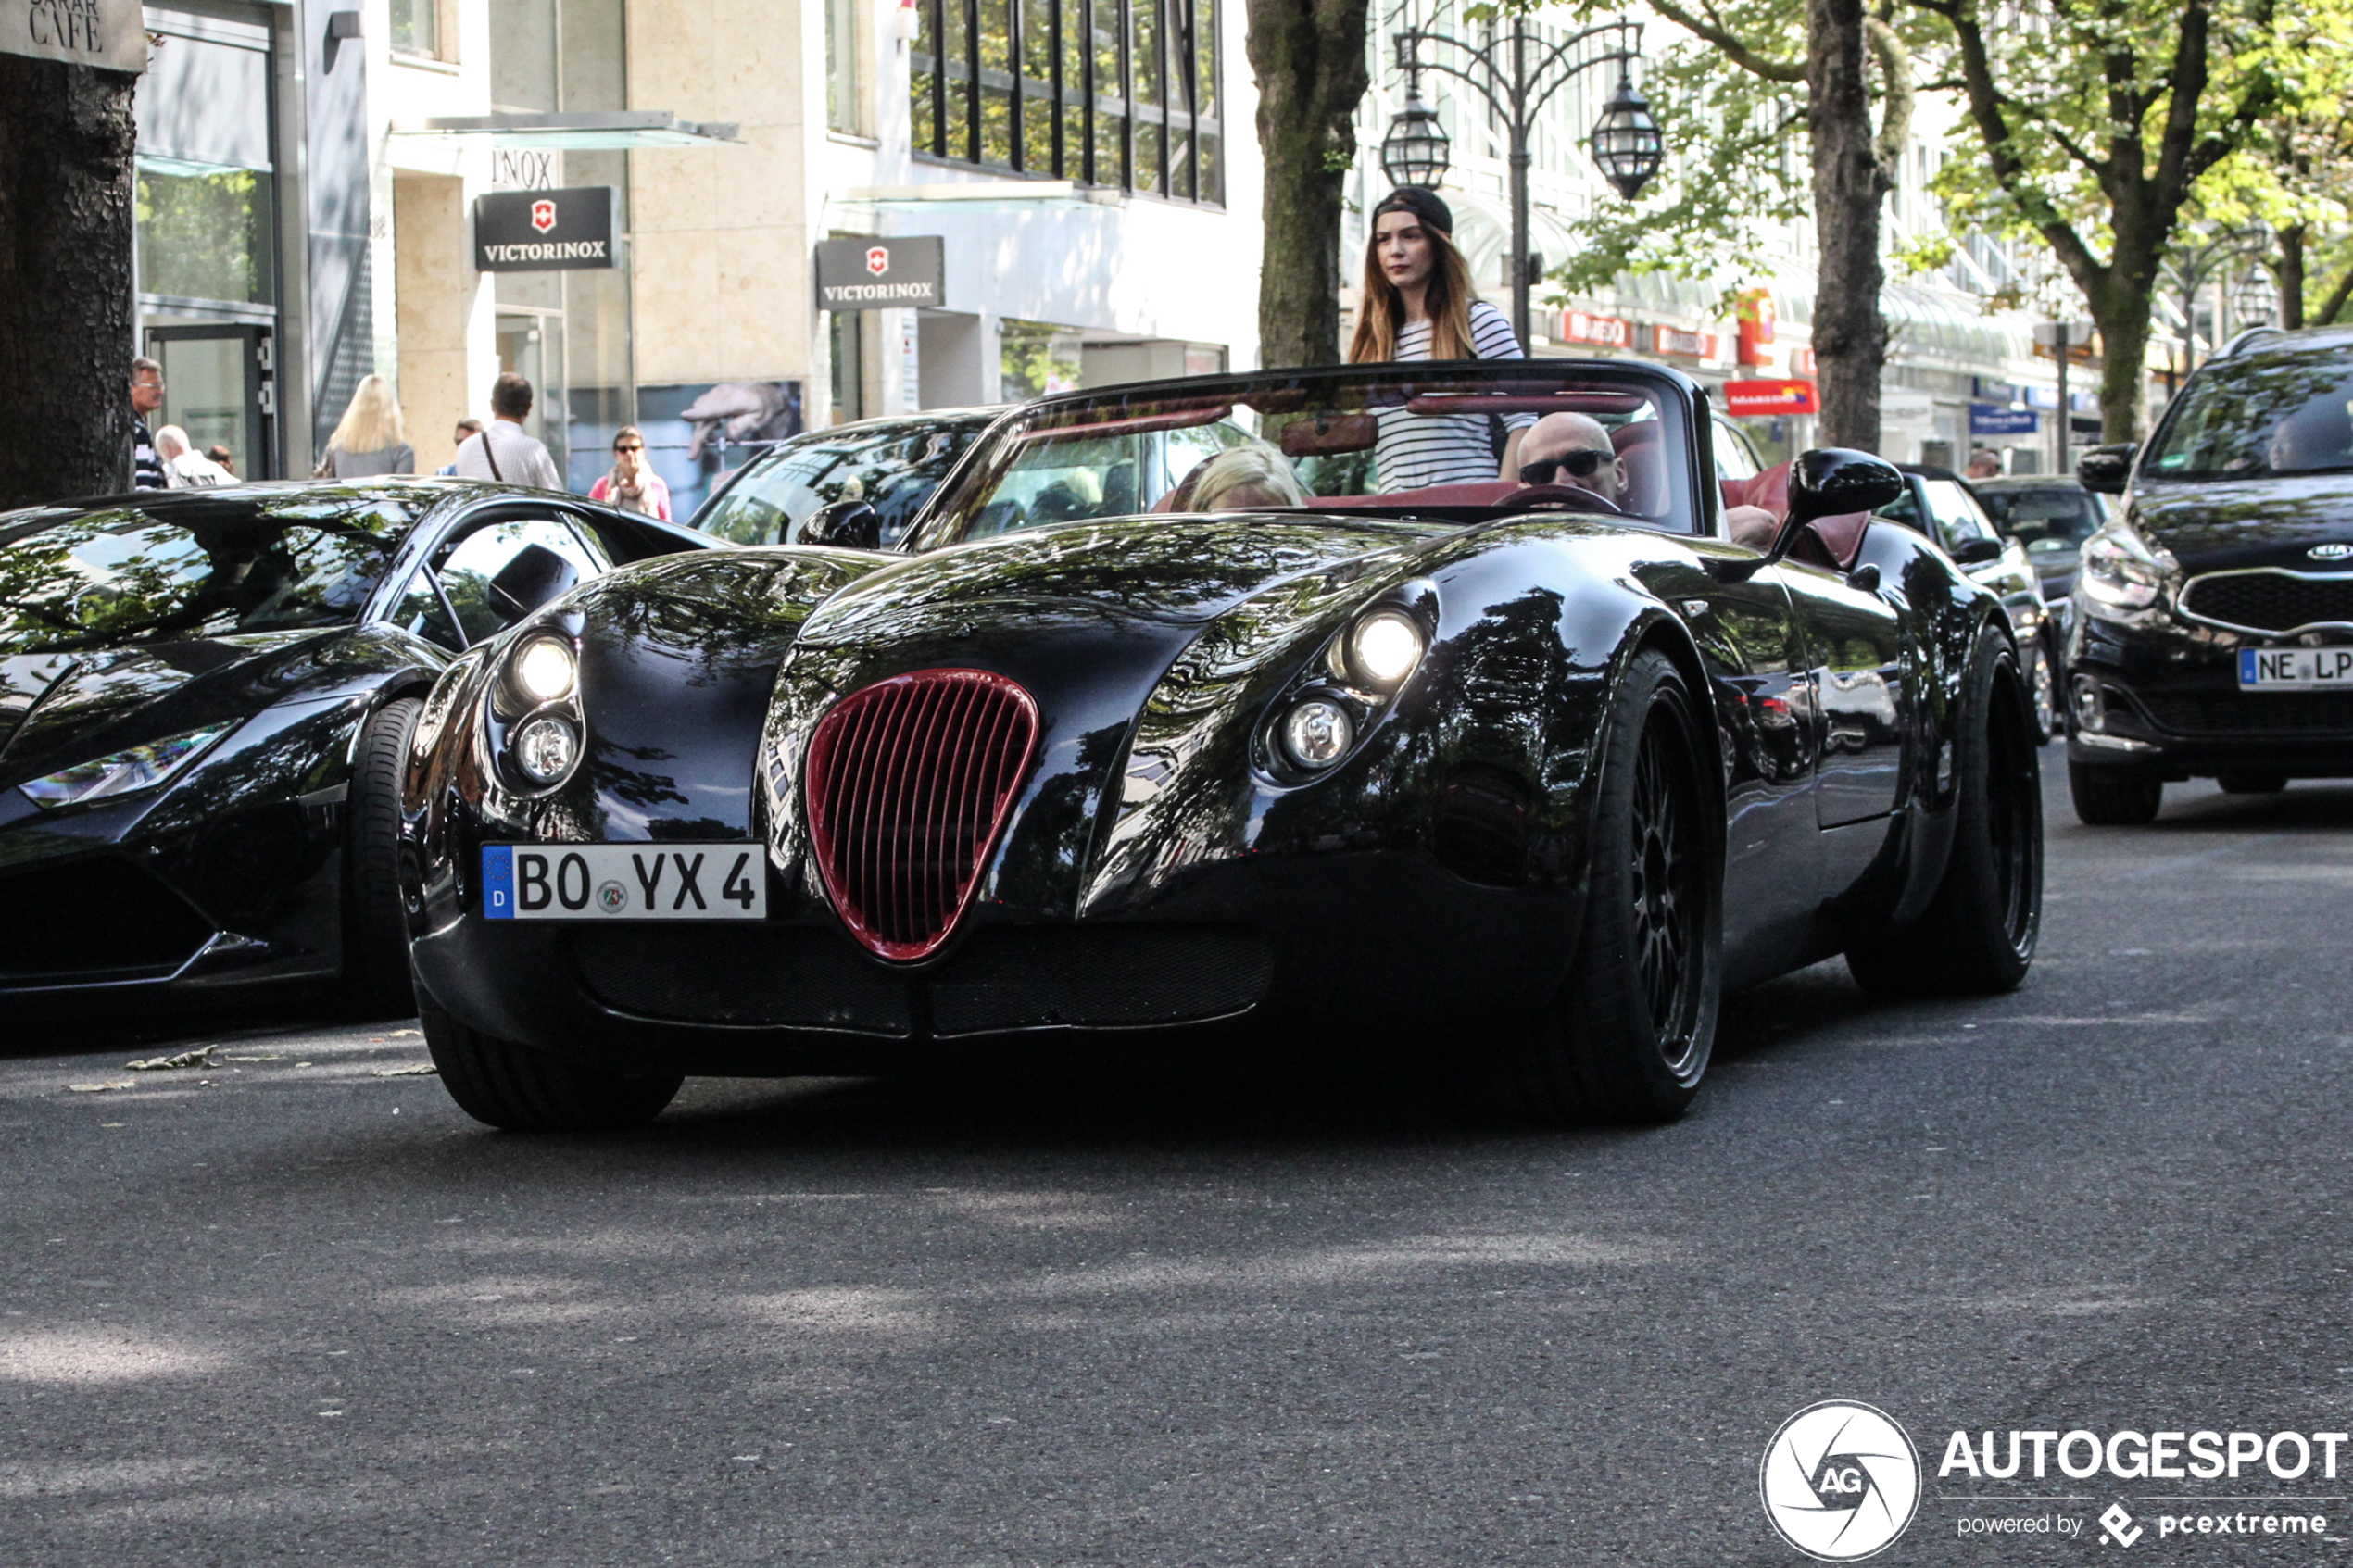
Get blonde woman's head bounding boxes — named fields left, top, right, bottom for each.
left=1189, top=444, right=1308, bottom=510
left=328, top=373, right=407, bottom=455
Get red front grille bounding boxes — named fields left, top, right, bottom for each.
left=804, top=669, right=1040, bottom=960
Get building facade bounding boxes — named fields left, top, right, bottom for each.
left=132, top=0, right=1264, bottom=508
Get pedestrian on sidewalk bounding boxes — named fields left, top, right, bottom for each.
left=436, top=419, right=484, bottom=475
left=130, top=358, right=167, bottom=490
left=316, top=374, right=416, bottom=479
left=154, top=425, right=232, bottom=486
left=450, top=374, right=563, bottom=490
left=1348, top=188, right=1534, bottom=491
left=207, top=444, right=236, bottom=476
left=1966, top=447, right=2001, bottom=479
left=588, top=425, right=672, bottom=520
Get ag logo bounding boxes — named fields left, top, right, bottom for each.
left=865, top=245, right=890, bottom=275
left=2309, top=542, right=2353, bottom=561
left=531, top=198, right=557, bottom=233
left=1760, top=1401, right=1920, bottom=1561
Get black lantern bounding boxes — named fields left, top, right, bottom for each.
left=2232, top=267, right=2279, bottom=328
left=1379, top=84, right=1452, bottom=191
left=1588, top=70, right=1664, bottom=200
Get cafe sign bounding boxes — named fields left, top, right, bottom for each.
left=3, top=0, right=147, bottom=72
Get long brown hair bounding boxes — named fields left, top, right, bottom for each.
left=1349, top=219, right=1479, bottom=363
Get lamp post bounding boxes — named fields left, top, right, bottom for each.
left=2231, top=267, right=2280, bottom=331
left=1385, top=18, right=1661, bottom=349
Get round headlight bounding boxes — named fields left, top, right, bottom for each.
left=511, top=635, right=579, bottom=705
left=1279, top=697, right=1354, bottom=771
left=1348, top=609, right=1425, bottom=688
left=512, top=713, right=581, bottom=785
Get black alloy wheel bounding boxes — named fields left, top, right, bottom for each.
left=420, top=992, right=683, bottom=1132
left=2069, top=760, right=2164, bottom=825
left=1848, top=622, right=2042, bottom=996
left=2025, top=630, right=2060, bottom=744
left=346, top=697, right=423, bottom=1018
left=1511, top=648, right=1720, bottom=1123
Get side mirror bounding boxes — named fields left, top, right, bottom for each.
left=485, top=542, right=581, bottom=622
left=1783, top=447, right=1906, bottom=531
left=797, top=499, right=882, bottom=548
left=2077, top=443, right=2135, bottom=495
left=1950, top=535, right=2005, bottom=567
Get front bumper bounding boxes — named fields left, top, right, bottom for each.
left=2066, top=609, right=2353, bottom=778
left=409, top=847, right=1580, bottom=1076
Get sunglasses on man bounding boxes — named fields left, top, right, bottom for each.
left=615, top=442, right=644, bottom=453
left=1517, top=449, right=1614, bottom=485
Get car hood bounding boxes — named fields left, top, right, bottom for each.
left=761, top=513, right=1452, bottom=918
left=0, top=626, right=400, bottom=787
left=2129, top=475, right=2353, bottom=571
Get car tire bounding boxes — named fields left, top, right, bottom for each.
left=2025, top=630, right=2061, bottom=745
left=2069, top=760, right=2163, bottom=825
left=1509, top=649, right=1720, bottom=1123
left=1847, top=622, right=2043, bottom=997
left=2217, top=771, right=2287, bottom=795
left=346, top=697, right=422, bottom=1019
left=419, top=991, right=683, bottom=1133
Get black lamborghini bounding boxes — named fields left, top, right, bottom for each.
left=402, top=360, right=2045, bottom=1130
left=0, top=480, right=718, bottom=1015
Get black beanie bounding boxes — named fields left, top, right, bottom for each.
left=1372, top=187, right=1454, bottom=235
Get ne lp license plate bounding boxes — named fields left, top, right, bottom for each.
left=2239, top=646, right=2353, bottom=690
left=482, top=844, right=765, bottom=920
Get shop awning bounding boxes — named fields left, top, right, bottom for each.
left=389, top=111, right=741, bottom=149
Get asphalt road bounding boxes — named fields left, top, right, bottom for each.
left=5, top=751, right=2352, bottom=1566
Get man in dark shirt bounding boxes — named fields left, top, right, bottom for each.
left=131, top=358, right=167, bottom=490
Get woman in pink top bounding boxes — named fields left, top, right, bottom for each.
left=588, top=426, right=673, bottom=520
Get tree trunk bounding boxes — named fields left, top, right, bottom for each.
left=1806, top=0, right=1889, bottom=451
left=2279, top=224, right=2307, bottom=331
left=1246, top=0, right=1370, bottom=369
left=0, top=56, right=139, bottom=508
left=2092, top=291, right=2157, bottom=445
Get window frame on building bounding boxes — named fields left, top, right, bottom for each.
left=910, top=0, right=1223, bottom=205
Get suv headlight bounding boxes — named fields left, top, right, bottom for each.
left=2078, top=522, right=2179, bottom=616
left=19, top=721, right=238, bottom=809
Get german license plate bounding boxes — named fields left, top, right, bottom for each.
left=2239, top=646, right=2353, bottom=690
left=482, top=844, right=765, bottom=920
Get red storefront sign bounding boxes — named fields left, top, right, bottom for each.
left=1652, top=324, right=1718, bottom=358
left=1736, top=288, right=1777, bottom=367
left=1563, top=310, right=1633, bottom=348
left=1722, top=379, right=1819, bottom=417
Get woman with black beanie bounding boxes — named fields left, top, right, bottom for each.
left=1348, top=188, right=1535, bottom=492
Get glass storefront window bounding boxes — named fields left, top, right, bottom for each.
left=391, top=0, right=439, bottom=56
left=136, top=162, right=274, bottom=306
left=827, top=0, right=862, bottom=132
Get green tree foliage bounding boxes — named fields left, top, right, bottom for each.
left=1917, top=0, right=2289, bottom=439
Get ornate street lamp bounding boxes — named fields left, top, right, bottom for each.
left=2232, top=267, right=2279, bottom=329
left=1378, top=83, right=1452, bottom=190
left=1389, top=19, right=1653, bottom=347
left=1589, top=70, right=1665, bottom=201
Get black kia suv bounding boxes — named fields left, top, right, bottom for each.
left=2067, top=326, right=2353, bottom=822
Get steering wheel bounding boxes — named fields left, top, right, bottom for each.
left=1496, top=482, right=1625, bottom=517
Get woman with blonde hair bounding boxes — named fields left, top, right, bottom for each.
left=317, top=374, right=415, bottom=479
left=1165, top=442, right=1308, bottom=511
left=1348, top=188, right=1533, bottom=493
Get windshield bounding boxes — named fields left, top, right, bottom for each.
left=695, top=420, right=988, bottom=546
left=914, top=364, right=1697, bottom=547
left=1978, top=486, right=2107, bottom=555
left=2147, top=350, right=2353, bottom=480
left=0, top=495, right=413, bottom=655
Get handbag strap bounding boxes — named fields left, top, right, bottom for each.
left=482, top=427, right=504, bottom=483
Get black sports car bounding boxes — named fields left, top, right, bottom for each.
left=2068, top=325, right=2353, bottom=822
left=689, top=408, right=1004, bottom=546
left=402, top=360, right=2044, bottom=1132
left=0, top=480, right=718, bottom=1014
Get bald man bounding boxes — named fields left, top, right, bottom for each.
left=1516, top=412, right=1625, bottom=506
left=1516, top=411, right=1779, bottom=546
